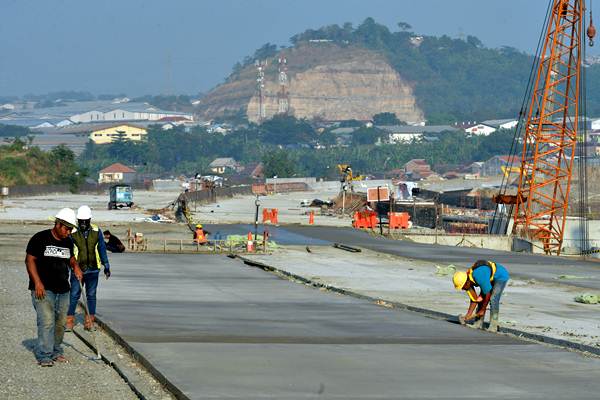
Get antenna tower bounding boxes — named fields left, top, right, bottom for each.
left=277, top=56, right=289, bottom=114
left=255, top=60, right=267, bottom=122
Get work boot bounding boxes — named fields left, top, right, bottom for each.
left=65, top=316, right=75, bottom=331
left=471, top=317, right=484, bottom=329
left=487, top=312, right=499, bottom=332
left=84, top=315, right=95, bottom=331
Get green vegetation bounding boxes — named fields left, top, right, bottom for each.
left=0, top=124, right=32, bottom=137
left=0, top=139, right=86, bottom=190
left=79, top=121, right=514, bottom=179
left=372, top=112, right=405, bottom=126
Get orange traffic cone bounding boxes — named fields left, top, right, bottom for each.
left=308, top=211, right=314, bottom=225
left=247, top=232, right=254, bottom=252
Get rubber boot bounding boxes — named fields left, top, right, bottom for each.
left=487, top=312, right=499, bottom=332
left=84, top=315, right=95, bottom=331
left=65, top=315, right=75, bottom=331
left=472, top=317, right=484, bottom=329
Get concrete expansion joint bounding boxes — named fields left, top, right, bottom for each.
left=237, top=256, right=600, bottom=359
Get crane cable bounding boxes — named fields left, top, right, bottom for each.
left=490, top=0, right=554, bottom=234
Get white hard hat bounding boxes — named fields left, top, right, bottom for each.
left=77, top=205, right=92, bottom=220
left=55, top=208, right=77, bottom=228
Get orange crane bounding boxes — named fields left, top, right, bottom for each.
left=495, top=0, right=595, bottom=255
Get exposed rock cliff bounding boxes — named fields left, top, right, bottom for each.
left=196, top=44, right=424, bottom=123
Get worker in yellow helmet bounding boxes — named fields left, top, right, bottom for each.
left=452, top=260, right=510, bottom=332
left=193, top=224, right=209, bottom=245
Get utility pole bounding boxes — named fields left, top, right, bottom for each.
left=254, top=195, right=261, bottom=240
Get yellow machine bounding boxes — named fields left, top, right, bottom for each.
left=337, top=164, right=365, bottom=182
left=500, top=165, right=521, bottom=178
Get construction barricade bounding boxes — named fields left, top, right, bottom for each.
left=262, top=208, right=279, bottom=224
left=388, top=212, right=410, bottom=229
left=352, top=210, right=378, bottom=229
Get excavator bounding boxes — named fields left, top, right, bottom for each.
left=493, top=0, right=595, bottom=255
left=337, top=164, right=365, bottom=184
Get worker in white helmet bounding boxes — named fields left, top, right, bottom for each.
left=25, top=208, right=83, bottom=366
left=452, top=260, right=510, bottom=332
left=66, top=205, right=111, bottom=331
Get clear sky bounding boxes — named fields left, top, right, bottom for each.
left=0, top=0, right=596, bottom=97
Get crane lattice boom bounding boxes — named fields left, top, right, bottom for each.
left=513, top=0, right=585, bottom=255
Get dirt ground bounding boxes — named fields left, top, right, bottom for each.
left=0, top=221, right=175, bottom=400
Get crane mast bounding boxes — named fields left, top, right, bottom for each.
left=512, top=0, right=589, bottom=255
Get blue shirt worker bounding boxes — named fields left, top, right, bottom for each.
left=452, top=260, right=510, bottom=332
left=66, top=205, right=111, bottom=331
left=25, top=208, right=83, bottom=366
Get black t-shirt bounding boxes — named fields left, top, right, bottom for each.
left=26, top=229, right=74, bottom=294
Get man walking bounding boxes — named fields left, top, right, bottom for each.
left=452, top=260, right=510, bottom=332
left=25, top=208, right=83, bottom=366
left=66, top=205, right=111, bottom=331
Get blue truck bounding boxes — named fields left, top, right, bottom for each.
left=108, top=184, right=134, bottom=209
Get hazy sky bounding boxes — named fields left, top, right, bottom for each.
left=1, top=0, right=596, bottom=97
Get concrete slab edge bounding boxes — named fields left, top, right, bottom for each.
left=71, top=327, right=147, bottom=400
left=238, top=256, right=600, bottom=358
left=86, top=318, right=191, bottom=400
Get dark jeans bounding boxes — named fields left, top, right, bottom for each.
left=490, top=279, right=508, bottom=315
left=31, top=290, right=69, bottom=362
left=67, top=270, right=99, bottom=315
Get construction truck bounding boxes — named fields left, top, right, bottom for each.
left=108, top=184, right=134, bottom=210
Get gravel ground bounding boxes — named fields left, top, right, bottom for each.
left=0, top=222, right=175, bottom=400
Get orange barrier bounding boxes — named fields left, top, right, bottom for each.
left=262, top=208, right=279, bottom=224
left=352, top=210, right=378, bottom=229
left=308, top=211, right=315, bottom=225
left=388, top=212, right=410, bottom=229
left=247, top=231, right=254, bottom=252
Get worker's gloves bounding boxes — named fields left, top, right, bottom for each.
left=104, top=267, right=111, bottom=279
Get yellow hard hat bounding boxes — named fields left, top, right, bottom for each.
left=196, top=224, right=203, bottom=228
left=452, top=271, right=468, bottom=290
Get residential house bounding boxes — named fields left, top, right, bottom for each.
left=481, top=155, right=520, bottom=177
left=209, top=157, right=242, bottom=174
left=90, top=124, right=147, bottom=144
left=404, top=159, right=433, bottom=180
left=98, top=163, right=136, bottom=184
left=462, top=161, right=484, bottom=176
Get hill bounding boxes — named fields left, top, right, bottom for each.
left=196, top=18, right=600, bottom=123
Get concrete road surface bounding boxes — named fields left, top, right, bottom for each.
left=98, top=253, right=600, bottom=399
left=280, top=226, right=600, bottom=290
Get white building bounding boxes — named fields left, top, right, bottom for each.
left=464, top=123, right=497, bottom=136
left=482, top=118, right=519, bottom=130
left=379, top=125, right=459, bottom=143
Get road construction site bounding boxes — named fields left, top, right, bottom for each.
left=2, top=189, right=600, bottom=399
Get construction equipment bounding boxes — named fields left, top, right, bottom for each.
left=494, top=0, right=594, bottom=255
left=337, top=164, right=365, bottom=183
left=108, top=184, right=133, bottom=210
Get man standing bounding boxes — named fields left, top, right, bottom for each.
left=452, top=260, right=510, bottom=332
left=66, top=205, right=111, bottom=331
left=25, top=208, right=83, bottom=366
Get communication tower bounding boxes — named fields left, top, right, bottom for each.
left=255, top=60, right=267, bottom=122
left=277, top=56, right=289, bottom=114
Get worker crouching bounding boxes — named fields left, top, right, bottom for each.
left=452, top=260, right=510, bottom=332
